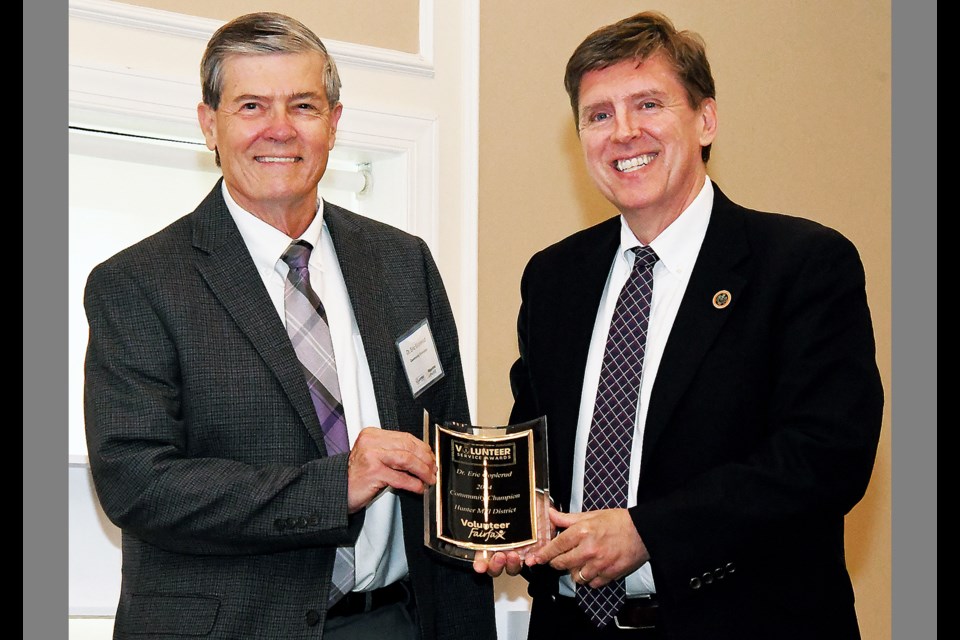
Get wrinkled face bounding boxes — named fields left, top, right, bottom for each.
left=197, top=52, right=342, bottom=218
left=576, top=53, right=717, bottom=226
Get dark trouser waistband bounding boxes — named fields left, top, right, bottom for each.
left=327, top=580, right=412, bottom=619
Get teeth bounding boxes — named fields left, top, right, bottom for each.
left=616, top=153, right=656, bottom=172
left=256, top=156, right=299, bottom=163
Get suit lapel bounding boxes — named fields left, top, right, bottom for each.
left=547, top=218, right=621, bottom=507
left=640, top=185, right=750, bottom=467
left=323, top=203, right=400, bottom=429
left=190, top=182, right=330, bottom=452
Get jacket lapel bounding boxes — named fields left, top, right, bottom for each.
left=190, top=181, right=330, bottom=452
left=323, top=203, right=400, bottom=429
left=640, top=185, right=750, bottom=467
left=547, top=217, right=621, bottom=507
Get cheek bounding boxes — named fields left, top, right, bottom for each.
left=582, top=141, right=606, bottom=168
left=220, top=120, right=263, bottom=148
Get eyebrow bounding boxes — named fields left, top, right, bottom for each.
left=229, top=91, right=325, bottom=103
left=287, top=92, right=325, bottom=102
left=580, top=89, right=670, bottom=116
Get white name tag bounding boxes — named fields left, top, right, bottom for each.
left=396, top=319, right=445, bottom=398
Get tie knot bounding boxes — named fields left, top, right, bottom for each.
left=281, top=240, right=313, bottom=271
left=631, top=245, right=658, bottom=269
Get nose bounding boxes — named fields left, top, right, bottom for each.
left=264, top=107, right=297, bottom=142
left=610, top=110, right=641, bottom=143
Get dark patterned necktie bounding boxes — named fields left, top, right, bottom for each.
left=577, top=245, right=659, bottom=629
left=280, top=240, right=354, bottom=605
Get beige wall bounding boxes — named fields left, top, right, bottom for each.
left=125, top=0, right=420, bottom=53
left=479, top=1, right=891, bottom=638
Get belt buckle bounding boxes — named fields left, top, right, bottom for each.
left=614, top=617, right=656, bottom=631
left=613, top=594, right=657, bottom=631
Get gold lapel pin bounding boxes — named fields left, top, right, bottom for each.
left=712, top=290, right=732, bottom=309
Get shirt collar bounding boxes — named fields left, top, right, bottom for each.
left=221, top=181, right=326, bottom=273
left=618, top=176, right=714, bottom=277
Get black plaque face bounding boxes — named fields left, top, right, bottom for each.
left=435, top=425, right=536, bottom=550
left=424, top=414, right=550, bottom=562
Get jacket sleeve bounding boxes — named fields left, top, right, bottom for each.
left=83, top=259, right=363, bottom=556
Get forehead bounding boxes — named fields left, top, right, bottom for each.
left=578, top=54, right=685, bottom=107
left=219, top=51, right=327, bottom=98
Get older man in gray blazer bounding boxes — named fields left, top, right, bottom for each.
left=83, top=12, right=494, bottom=640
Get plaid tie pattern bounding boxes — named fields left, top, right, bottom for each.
left=280, top=240, right=355, bottom=606
left=577, top=245, right=658, bottom=629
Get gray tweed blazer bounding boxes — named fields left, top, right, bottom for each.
left=83, top=179, right=495, bottom=639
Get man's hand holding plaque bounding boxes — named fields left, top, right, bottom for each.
left=472, top=489, right=555, bottom=576
left=423, top=414, right=552, bottom=563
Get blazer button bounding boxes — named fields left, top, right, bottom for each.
left=689, top=577, right=702, bottom=590
left=702, top=572, right=714, bottom=585
left=305, top=609, right=321, bottom=626
left=308, top=513, right=320, bottom=526
left=274, top=518, right=286, bottom=531
left=725, top=562, right=737, bottom=574
left=297, top=516, right=308, bottom=528
left=714, top=567, right=725, bottom=579
left=287, top=517, right=298, bottom=529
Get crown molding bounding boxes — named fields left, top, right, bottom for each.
left=68, top=0, right=435, bottom=77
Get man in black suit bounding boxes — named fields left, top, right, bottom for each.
left=83, top=12, right=495, bottom=640
left=475, top=11, right=882, bottom=639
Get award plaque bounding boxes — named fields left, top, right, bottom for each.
left=424, top=413, right=551, bottom=562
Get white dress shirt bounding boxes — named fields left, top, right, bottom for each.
left=560, top=177, right=714, bottom=597
left=223, top=183, right=408, bottom=592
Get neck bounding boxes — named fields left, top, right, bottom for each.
left=622, top=173, right=707, bottom=244
left=233, top=193, right=319, bottom=238
left=622, top=209, right=680, bottom=245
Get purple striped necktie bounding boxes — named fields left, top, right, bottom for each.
left=577, top=245, right=659, bottom=629
left=281, top=239, right=354, bottom=605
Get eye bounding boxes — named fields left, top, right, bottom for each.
left=578, top=107, right=615, bottom=131
left=638, top=100, right=661, bottom=111
left=581, top=111, right=611, bottom=127
left=240, top=102, right=260, bottom=111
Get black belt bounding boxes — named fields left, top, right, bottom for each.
left=556, top=593, right=660, bottom=632
left=613, top=594, right=659, bottom=631
left=327, top=580, right=412, bottom=618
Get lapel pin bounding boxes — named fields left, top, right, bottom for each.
left=712, top=290, right=732, bottom=309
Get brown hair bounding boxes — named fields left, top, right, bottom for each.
left=564, top=11, right=716, bottom=161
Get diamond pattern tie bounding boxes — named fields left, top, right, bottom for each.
left=280, top=240, right=355, bottom=607
left=577, top=245, right=659, bottom=629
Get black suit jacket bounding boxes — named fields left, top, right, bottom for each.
left=83, top=181, right=495, bottom=639
left=510, top=184, right=883, bottom=639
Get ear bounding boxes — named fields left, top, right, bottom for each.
left=698, top=97, right=718, bottom=147
left=197, top=102, right=218, bottom=152
left=327, top=102, right=344, bottom=150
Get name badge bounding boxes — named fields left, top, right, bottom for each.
left=396, top=319, right=445, bottom=398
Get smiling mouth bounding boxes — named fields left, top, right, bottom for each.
left=615, top=153, right=657, bottom=173
left=255, top=156, right=301, bottom=163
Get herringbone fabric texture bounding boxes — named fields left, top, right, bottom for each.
left=577, top=245, right=658, bottom=629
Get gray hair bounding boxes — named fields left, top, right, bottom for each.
left=201, top=12, right=341, bottom=110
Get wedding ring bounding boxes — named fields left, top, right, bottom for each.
left=577, top=569, right=587, bottom=584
